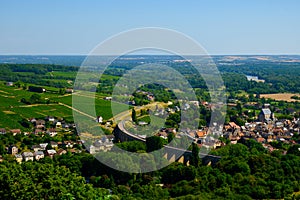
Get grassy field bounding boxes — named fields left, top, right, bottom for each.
left=0, top=82, right=128, bottom=130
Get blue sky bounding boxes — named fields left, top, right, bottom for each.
left=0, top=0, right=299, bottom=55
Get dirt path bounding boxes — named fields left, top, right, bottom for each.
left=58, top=102, right=95, bottom=120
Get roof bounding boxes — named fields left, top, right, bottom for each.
left=48, top=128, right=57, bottom=132
left=15, top=154, right=22, bottom=158
left=196, top=130, right=207, bottom=138
left=34, top=151, right=44, bottom=155
left=0, top=128, right=6, bottom=132
left=47, top=149, right=57, bottom=154
left=262, top=108, right=272, bottom=115
left=31, top=145, right=41, bottom=149
left=50, top=141, right=58, bottom=145
left=229, top=122, right=240, bottom=129
left=10, top=129, right=21, bottom=133
left=57, top=149, right=66, bottom=155
left=22, top=152, right=34, bottom=157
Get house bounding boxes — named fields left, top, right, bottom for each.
left=30, top=118, right=37, bottom=124
left=258, top=108, right=273, bottom=122
left=65, top=88, right=74, bottom=93
left=196, top=130, right=207, bottom=138
left=34, top=151, right=44, bottom=160
left=46, top=149, right=57, bottom=158
left=34, top=129, right=44, bottom=135
left=96, top=116, right=103, bottom=123
left=104, top=97, right=112, bottom=100
left=46, top=116, right=55, bottom=123
left=56, top=122, right=62, bottom=129
left=63, top=141, right=74, bottom=148
left=6, top=82, right=14, bottom=86
left=39, top=143, right=48, bottom=150
left=35, top=125, right=45, bottom=130
left=47, top=128, right=57, bottom=137
left=10, top=129, right=21, bottom=136
left=57, top=149, right=67, bottom=156
left=36, top=119, right=46, bottom=126
left=255, top=137, right=266, bottom=143
left=31, top=144, right=42, bottom=152
left=15, top=154, right=23, bottom=163
left=87, top=145, right=96, bottom=154
left=147, top=94, right=155, bottom=101
left=68, top=149, right=77, bottom=154
left=8, top=145, right=18, bottom=155
left=22, top=152, right=34, bottom=162
left=50, top=141, right=58, bottom=149
left=0, top=128, right=6, bottom=134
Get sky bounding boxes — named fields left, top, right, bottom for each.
left=0, top=0, right=300, bottom=55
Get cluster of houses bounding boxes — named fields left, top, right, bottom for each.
left=5, top=140, right=83, bottom=164
left=28, top=116, right=76, bottom=136
left=154, top=106, right=300, bottom=153
left=86, top=136, right=114, bottom=154
left=223, top=110, right=300, bottom=151
left=0, top=117, right=76, bottom=137
left=0, top=116, right=85, bottom=163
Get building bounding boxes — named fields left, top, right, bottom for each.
left=258, top=108, right=273, bottom=122
left=47, top=128, right=57, bottom=137
left=6, top=82, right=14, bottom=86
left=0, top=128, right=6, bottom=134
left=57, top=149, right=67, bottom=156
left=15, top=154, right=23, bottom=163
left=56, top=122, right=62, bottom=129
left=46, top=149, right=57, bottom=158
left=22, top=152, right=34, bottom=162
left=31, top=144, right=42, bottom=152
left=50, top=141, right=58, bottom=149
left=39, top=143, right=48, bottom=150
left=10, top=129, right=21, bottom=136
left=8, top=145, right=18, bottom=155
left=34, top=151, right=45, bottom=160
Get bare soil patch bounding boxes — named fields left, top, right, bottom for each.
left=260, top=93, right=300, bottom=102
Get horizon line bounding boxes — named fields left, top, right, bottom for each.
left=0, top=54, right=300, bottom=56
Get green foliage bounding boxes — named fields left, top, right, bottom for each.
left=0, top=161, right=108, bottom=200
left=161, top=163, right=197, bottom=184
left=131, top=108, right=137, bottom=123
left=114, top=141, right=146, bottom=152
left=146, top=136, right=164, bottom=152
left=189, top=143, right=200, bottom=167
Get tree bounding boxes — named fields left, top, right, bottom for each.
left=190, top=143, right=200, bottom=167
left=167, top=133, right=175, bottom=143
left=146, top=136, right=164, bottom=152
left=59, top=88, right=66, bottom=95
left=132, top=108, right=137, bottom=123
left=30, top=94, right=42, bottom=104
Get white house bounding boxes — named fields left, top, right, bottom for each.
left=34, top=151, right=44, bottom=161
left=22, top=152, right=34, bottom=162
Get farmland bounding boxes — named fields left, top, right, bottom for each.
left=0, top=81, right=128, bottom=130
left=260, top=93, right=300, bottom=102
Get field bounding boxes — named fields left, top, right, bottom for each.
left=0, top=82, right=128, bottom=130
left=260, top=93, right=300, bottom=102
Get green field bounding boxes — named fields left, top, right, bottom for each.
left=0, top=82, right=128, bottom=130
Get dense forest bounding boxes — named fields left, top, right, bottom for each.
left=1, top=139, right=300, bottom=199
